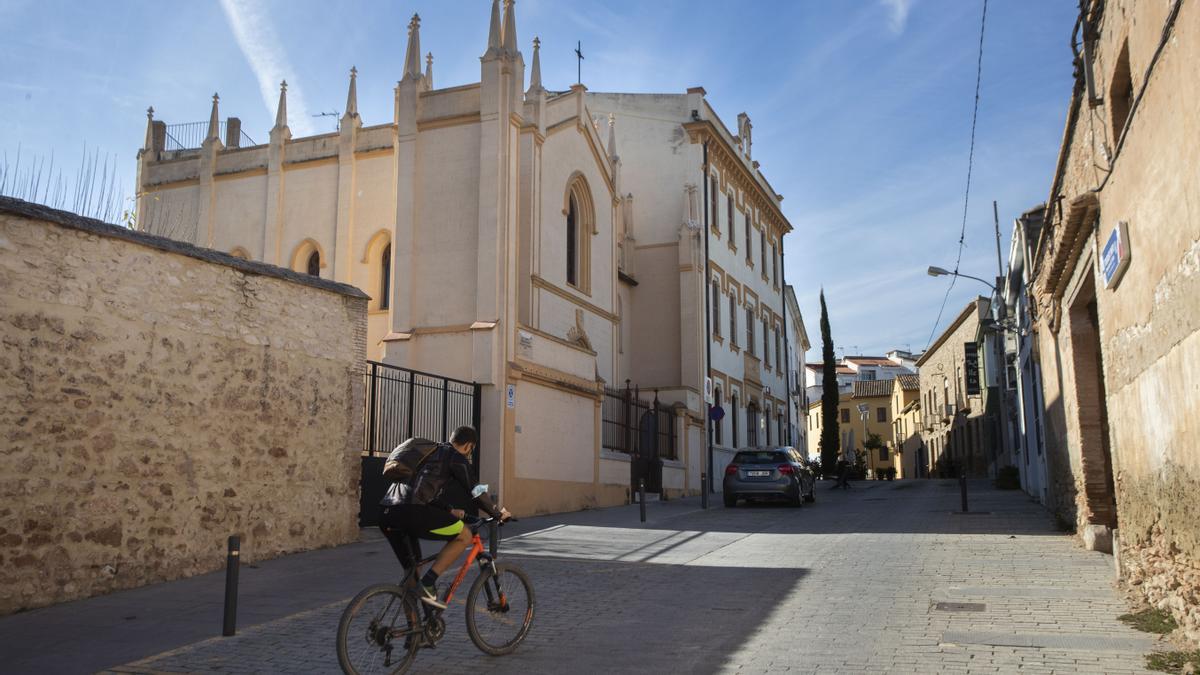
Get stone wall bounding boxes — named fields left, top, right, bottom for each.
left=1028, top=0, right=1200, bottom=643
left=0, top=198, right=368, bottom=615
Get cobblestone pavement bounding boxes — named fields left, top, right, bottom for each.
left=105, top=481, right=1163, bottom=674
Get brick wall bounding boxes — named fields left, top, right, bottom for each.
left=0, top=199, right=368, bottom=614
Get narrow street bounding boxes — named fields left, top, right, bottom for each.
left=75, top=480, right=1159, bottom=674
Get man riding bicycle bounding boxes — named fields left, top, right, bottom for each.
left=379, top=426, right=510, bottom=609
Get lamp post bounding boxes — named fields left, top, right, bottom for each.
left=926, top=266, right=996, bottom=292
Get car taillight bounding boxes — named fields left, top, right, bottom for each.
left=777, top=464, right=795, bottom=475
left=724, top=464, right=739, bottom=476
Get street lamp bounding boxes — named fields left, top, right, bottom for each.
left=927, top=265, right=996, bottom=293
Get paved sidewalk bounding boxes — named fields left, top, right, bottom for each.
left=1, top=480, right=1167, bottom=674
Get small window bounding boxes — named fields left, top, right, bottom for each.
left=771, top=243, right=777, bottom=283
left=380, top=243, right=391, bottom=310
left=762, top=318, right=770, bottom=368
left=760, top=230, right=767, bottom=271
left=746, top=307, right=755, bottom=355
left=710, top=176, right=719, bottom=231
left=862, top=369, right=876, bottom=381
left=306, top=250, right=320, bottom=277
left=877, top=407, right=887, bottom=423
left=745, top=215, right=753, bottom=263
left=727, top=196, right=734, bottom=243
left=1109, top=40, right=1133, bottom=142
left=879, top=447, right=888, bottom=463
left=840, top=408, right=850, bottom=423
left=711, top=279, right=721, bottom=337
left=729, top=293, right=737, bottom=345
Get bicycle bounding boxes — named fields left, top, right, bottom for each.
left=336, top=515, right=535, bottom=674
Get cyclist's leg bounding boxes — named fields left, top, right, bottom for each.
left=394, top=505, right=468, bottom=575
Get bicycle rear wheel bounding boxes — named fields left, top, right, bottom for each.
left=464, top=563, right=535, bottom=655
left=336, top=583, right=421, bottom=674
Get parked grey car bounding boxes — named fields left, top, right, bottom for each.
left=723, top=447, right=816, bottom=507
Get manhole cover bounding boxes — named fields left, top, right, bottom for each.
left=935, top=602, right=986, bottom=612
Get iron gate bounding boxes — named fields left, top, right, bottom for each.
left=360, top=362, right=481, bottom=526
left=601, top=384, right=676, bottom=495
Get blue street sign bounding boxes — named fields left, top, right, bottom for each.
left=709, top=405, right=725, bottom=421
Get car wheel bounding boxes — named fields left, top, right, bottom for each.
left=723, top=493, right=736, bottom=508
left=804, top=491, right=816, bottom=503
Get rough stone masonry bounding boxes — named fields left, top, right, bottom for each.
left=0, top=198, right=368, bottom=614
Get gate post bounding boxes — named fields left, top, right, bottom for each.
left=406, top=371, right=416, bottom=439
left=366, top=362, right=378, bottom=456
left=441, top=377, right=450, bottom=440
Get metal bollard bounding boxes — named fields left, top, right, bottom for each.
left=639, top=479, right=646, bottom=523
left=222, top=535, right=240, bottom=637
left=959, top=473, right=969, bottom=513
left=700, top=472, right=708, bottom=509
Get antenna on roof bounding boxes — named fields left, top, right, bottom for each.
left=312, top=110, right=341, bottom=132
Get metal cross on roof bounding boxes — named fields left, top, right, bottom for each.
left=575, top=40, right=584, bottom=84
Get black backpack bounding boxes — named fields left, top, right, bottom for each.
left=383, top=438, right=444, bottom=483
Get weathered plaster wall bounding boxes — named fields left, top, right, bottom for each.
left=1030, top=0, right=1200, bottom=642
left=0, top=200, right=367, bottom=615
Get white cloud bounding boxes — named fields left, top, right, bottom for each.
left=881, top=0, right=914, bottom=35
left=217, top=0, right=314, bottom=136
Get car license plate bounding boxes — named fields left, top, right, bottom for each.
left=747, top=470, right=770, bottom=477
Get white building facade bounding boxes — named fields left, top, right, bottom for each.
left=134, top=1, right=799, bottom=511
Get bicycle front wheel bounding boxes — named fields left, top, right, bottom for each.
left=464, top=563, right=535, bottom=655
left=336, top=583, right=421, bottom=674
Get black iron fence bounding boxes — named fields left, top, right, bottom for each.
left=360, top=361, right=481, bottom=526
left=364, top=361, right=480, bottom=457
left=601, top=384, right=677, bottom=460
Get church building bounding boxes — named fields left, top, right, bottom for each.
left=134, top=0, right=794, bottom=515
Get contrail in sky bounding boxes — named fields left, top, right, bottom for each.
left=218, top=0, right=315, bottom=136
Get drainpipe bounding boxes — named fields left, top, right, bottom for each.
left=701, top=140, right=713, bottom=493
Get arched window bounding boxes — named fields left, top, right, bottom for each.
left=291, top=239, right=326, bottom=278
left=563, top=174, right=595, bottom=292
left=747, top=403, right=759, bottom=447
left=567, top=195, right=578, bottom=285
left=380, top=244, right=391, bottom=310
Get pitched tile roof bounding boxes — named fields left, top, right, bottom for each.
left=851, top=380, right=894, bottom=398
left=896, top=374, right=920, bottom=391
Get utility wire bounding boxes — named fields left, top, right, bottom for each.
left=926, top=0, right=989, bottom=351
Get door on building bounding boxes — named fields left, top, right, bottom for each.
left=1068, top=275, right=1117, bottom=529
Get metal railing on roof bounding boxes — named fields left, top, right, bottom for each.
left=163, top=120, right=256, bottom=151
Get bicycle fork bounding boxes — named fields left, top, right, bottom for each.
left=477, top=554, right=510, bottom=613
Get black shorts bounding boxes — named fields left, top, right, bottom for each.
left=379, top=504, right=465, bottom=541
left=378, top=504, right=465, bottom=570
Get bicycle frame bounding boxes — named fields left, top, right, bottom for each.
left=400, top=528, right=495, bottom=607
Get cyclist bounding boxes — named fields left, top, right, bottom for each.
left=379, top=426, right=510, bottom=609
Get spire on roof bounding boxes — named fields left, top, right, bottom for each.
left=501, top=0, right=518, bottom=55
left=403, top=14, right=422, bottom=82
left=143, top=106, right=155, bottom=150
left=607, top=113, right=618, bottom=161
left=483, top=0, right=501, bottom=59
left=344, top=68, right=358, bottom=118
left=425, top=53, right=433, bottom=88
left=274, top=81, right=288, bottom=130
left=526, top=37, right=544, bottom=95
left=206, top=93, right=220, bottom=142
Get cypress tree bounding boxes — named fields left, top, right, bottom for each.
left=819, top=290, right=840, bottom=476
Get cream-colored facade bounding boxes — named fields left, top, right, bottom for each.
left=915, top=298, right=995, bottom=478
left=889, top=374, right=922, bottom=478
left=135, top=2, right=796, bottom=512
left=803, top=381, right=898, bottom=477
left=1026, top=0, right=1199, bottom=641
left=585, top=92, right=794, bottom=480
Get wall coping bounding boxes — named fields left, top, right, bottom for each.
left=0, top=197, right=369, bottom=300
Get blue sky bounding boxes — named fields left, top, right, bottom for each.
left=0, top=0, right=1078, bottom=358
